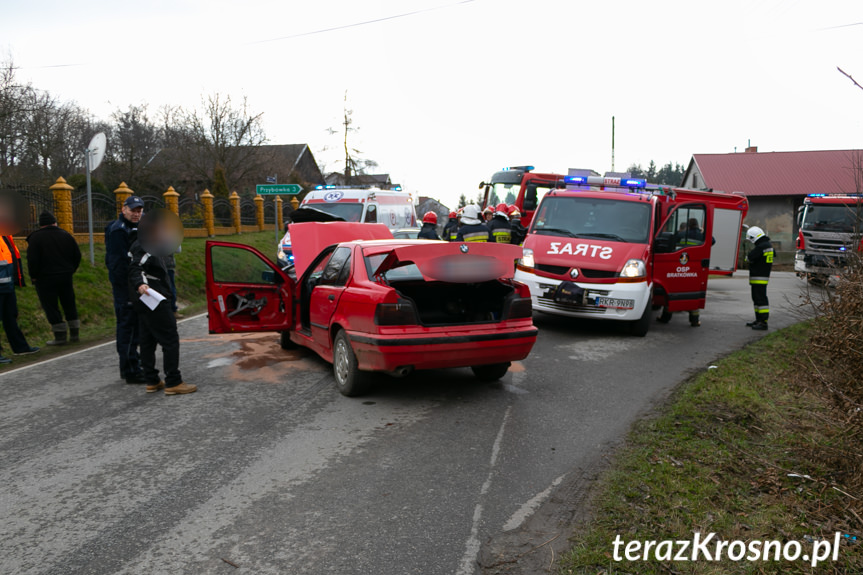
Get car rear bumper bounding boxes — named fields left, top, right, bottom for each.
left=514, top=269, right=649, bottom=321
left=347, top=327, right=538, bottom=372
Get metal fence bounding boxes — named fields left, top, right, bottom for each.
left=240, top=198, right=257, bottom=226
left=71, top=192, right=117, bottom=234
left=178, top=196, right=204, bottom=228
left=213, top=197, right=233, bottom=227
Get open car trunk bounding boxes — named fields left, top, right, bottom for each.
left=390, top=279, right=518, bottom=326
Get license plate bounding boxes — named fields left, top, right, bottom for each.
left=595, top=297, right=635, bottom=309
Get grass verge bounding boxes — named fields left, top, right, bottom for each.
left=5, top=231, right=280, bottom=367
left=558, top=321, right=862, bottom=574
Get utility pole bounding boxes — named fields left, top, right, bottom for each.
left=611, top=116, right=616, bottom=172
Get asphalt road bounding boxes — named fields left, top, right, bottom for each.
left=1, top=272, right=811, bottom=575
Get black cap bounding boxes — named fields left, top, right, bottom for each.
left=124, top=196, right=144, bottom=209
left=38, top=211, right=57, bottom=227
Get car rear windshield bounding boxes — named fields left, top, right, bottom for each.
left=364, top=252, right=423, bottom=282
left=532, top=196, right=651, bottom=243
left=802, top=204, right=861, bottom=233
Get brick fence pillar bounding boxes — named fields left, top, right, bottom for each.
left=254, top=195, right=264, bottom=231
left=230, top=191, right=241, bottom=234
left=163, top=186, right=180, bottom=216
left=114, top=182, right=133, bottom=216
left=49, top=177, right=74, bottom=234
left=201, top=189, right=214, bottom=237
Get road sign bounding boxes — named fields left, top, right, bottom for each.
left=257, top=184, right=301, bottom=195
left=85, top=132, right=107, bottom=266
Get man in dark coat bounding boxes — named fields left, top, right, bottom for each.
left=26, top=212, right=82, bottom=345
left=106, top=196, right=145, bottom=383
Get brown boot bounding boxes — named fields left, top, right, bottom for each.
left=145, top=380, right=165, bottom=393
left=165, top=382, right=197, bottom=395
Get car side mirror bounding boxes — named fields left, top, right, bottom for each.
left=654, top=232, right=676, bottom=254
left=261, top=270, right=282, bottom=284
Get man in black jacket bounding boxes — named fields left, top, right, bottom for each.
left=744, top=226, right=774, bottom=331
left=27, top=212, right=82, bottom=345
left=128, top=209, right=196, bottom=395
left=106, top=196, right=145, bottom=383
left=418, top=212, right=440, bottom=240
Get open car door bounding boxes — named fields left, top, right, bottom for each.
left=653, top=203, right=714, bottom=312
left=206, top=241, right=293, bottom=334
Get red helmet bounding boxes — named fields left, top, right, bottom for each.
left=508, top=204, right=520, bottom=216
left=422, top=211, right=438, bottom=225
left=495, top=203, right=509, bottom=216
left=449, top=211, right=458, bottom=219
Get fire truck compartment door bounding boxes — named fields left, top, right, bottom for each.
left=710, top=208, right=743, bottom=273
left=653, top=204, right=712, bottom=313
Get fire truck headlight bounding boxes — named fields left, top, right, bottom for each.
left=620, top=259, right=646, bottom=279
left=519, top=248, right=535, bottom=269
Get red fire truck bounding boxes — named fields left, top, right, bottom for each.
left=514, top=171, right=749, bottom=336
left=479, top=166, right=565, bottom=228
left=795, top=194, right=863, bottom=282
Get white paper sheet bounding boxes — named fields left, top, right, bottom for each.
left=139, top=288, right=166, bottom=311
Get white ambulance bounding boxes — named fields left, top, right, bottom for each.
left=277, top=186, right=418, bottom=269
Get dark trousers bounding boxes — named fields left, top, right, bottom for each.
left=137, top=300, right=182, bottom=386
left=751, top=283, right=769, bottom=322
left=0, top=289, right=30, bottom=354
left=113, top=288, right=141, bottom=378
left=168, top=269, right=178, bottom=312
left=35, top=274, right=78, bottom=328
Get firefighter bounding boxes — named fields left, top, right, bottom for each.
left=456, top=205, right=492, bottom=242
left=745, top=226, right=773, bottom=331
left=482, top=206, right=494, bottom=223
left=442, top=211, right=459, bottom=242
left=509, top=205, right=527, bottom=245
left=488, top=203, right=512, bottom=244
left=418, top=211, right=440, bottom=240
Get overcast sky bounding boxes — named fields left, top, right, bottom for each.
left=2, top=0, right=862, bottom=208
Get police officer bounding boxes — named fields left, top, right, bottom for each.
left=456, top=205, right=492, bottom=242
left=745, top=226, right=773, bottom=331
left=488, top=203, right=512, bottom=244
left=442, top=211, right=459, bottom=242
left=129, top=209, right=196, bottom=395
left=417, top=212, right=440, bottom=240
left=106, top=195, right=146, bottom=383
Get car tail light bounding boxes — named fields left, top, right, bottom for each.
left=513, top=281, right=532, bottom=299
left=505, top=297, right=533, bottom=319
left=797, top=231, right=805, bottom=250
left=374, top=301, right=419, bottom=326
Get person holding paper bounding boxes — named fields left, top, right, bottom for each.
left=128, top=209, right=196, bottom=395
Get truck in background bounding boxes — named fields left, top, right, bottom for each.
left=479, top=166, right=566, bottom=229
left=514, top=170, right=749, bottom=336
left=795, top=194, right=863, bottom=282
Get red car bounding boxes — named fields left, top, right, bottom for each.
left=205, top=222, right=538, bottom=396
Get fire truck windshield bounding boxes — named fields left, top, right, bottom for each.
left=801, top=204, right=860, bottom=233
left=304, top=203, right=364, bottom=222
left=532, top=197, right=651, bottom=243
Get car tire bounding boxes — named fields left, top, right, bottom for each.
left=279, top=331, right=297, bottom=350
left=471, top=363, right=511, bottom=382
left=333, top=330, right=371, bottom=397
left=630, top=302, right=651, bottom=337
left=656, top=307, right=673, bottom=324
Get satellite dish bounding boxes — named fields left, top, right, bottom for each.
left=87, top=132, right=107, bottom=172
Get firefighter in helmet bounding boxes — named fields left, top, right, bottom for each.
left=442, top=211, right=459, bottom=242
left=456, top=205, right=492, bottom=242
left=508, top=205, right=527, bottom=246
left=488, top=203, right=512, bottom=244
left=418, top=211, right=440, bottom=240
left=482, top=206, right=494, bottom=223
left=745, top=226, right=773, bottom=330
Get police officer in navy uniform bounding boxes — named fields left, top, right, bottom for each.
left=442, top=211, right=459, bottom=242
left=106, top=196, right=146, bottom=383
left=456, top=205, right=492, bottom=242
left=745, top=226, right=773, bottom=331
left=418, top=212, right=441, bottom=240
left=488, top=203, right=512, bottom=244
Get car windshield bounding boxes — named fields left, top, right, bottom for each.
left=306, top=203, right=365, bottom=222
left=802, top=204, right=861, bottom=233
left=364, top=252, right=424, bottom=282
left=532, top=197, right=651, bottom=243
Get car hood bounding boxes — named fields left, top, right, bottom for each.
left=287, top=207, right=346, bottom=223
left=373, top=242, right=524, bottom=283
left=290, top=222, right=393, bottom=277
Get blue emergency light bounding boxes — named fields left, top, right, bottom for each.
left=621, top=179, right=647, bottom=187
left=564, top=176, right=588, bottom=185
left=808, top=193, right=827, bottom=197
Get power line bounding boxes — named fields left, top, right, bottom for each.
left=246, top=0, right=476, bottom=45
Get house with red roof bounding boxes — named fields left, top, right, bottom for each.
left=681, top=147, right=863, bottom=253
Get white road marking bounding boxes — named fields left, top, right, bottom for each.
left=456, top=405, right=512, bottom=575
left=502, top=474, right=565, bottom=531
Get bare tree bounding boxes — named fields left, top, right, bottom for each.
left=327, top=91, right=378, bottom=184
left=106, top=104, right=162, bottom=188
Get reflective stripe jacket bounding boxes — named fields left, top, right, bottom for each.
left=488, top=216, right=512, bottom=244
left=0, top=236, right=25, bottom=293
left=442, top=219, right=459, bottom=242
left=456, top=223, right=492, bottom=243
left=747, top=235, right=774, bottom=284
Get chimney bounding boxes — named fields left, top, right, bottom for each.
left=745, top=146, right=758, bottom=153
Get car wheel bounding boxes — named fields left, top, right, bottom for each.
left=333, top=330, right=371, bottom=397
left=471, top=362, right=511, bottom=382
left=656, top=307, right=673, bottom=324
left=279, top=331, right=297, bottom=350
left=630, top=302, right=651, bottom=337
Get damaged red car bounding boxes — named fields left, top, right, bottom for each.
left=205, top=222, right=538, bottom=396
